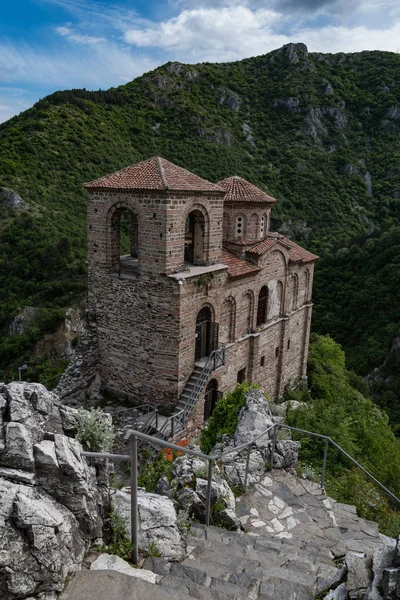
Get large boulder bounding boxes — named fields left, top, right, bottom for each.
left=112, top=489, right=185, bottom=561
left=0, top=382, right=109, bottom=600
left=214, top=389, right=300, bottom=487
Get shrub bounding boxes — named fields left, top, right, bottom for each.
left=75, top=407, right=114, bottom=452
left=200, top=382, right=258, bottom=454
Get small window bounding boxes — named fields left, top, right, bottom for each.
left=235, top=215, right=244, bottom=239
left=237, top=368, right=246, bottom=383
left=287, top=339, right=291, bottom=349
left=260, top=356, right=265, bottom=366
left=260, top=215, right=265, bottom=238
left=275, top=347, right=279, bottom=358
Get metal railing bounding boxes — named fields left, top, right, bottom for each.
left=82, top=430, right=214, bottom=565
left=81, top=420, right=400, bottom=565
left=156, top=346, right=226, bottom=439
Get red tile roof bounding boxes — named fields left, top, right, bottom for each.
left=288, top=239, right=319, bottom=263
left=84, top=157, right=225, bottom=193
left=248, top=234, right=318, bottom=264
left=222, top=248, right=261, bottom=279
left=217, top=175, right=276, bottom=204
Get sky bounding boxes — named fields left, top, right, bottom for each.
left=1, top=0, right=400, bottom=123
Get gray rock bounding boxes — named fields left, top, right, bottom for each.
left=347, top=552, right=373, bottom=596
left=387, top=106, right=400, bottom=120
left=381, top=568, right=400, bottom=599
left=2, top=422, right=34, bottom=470
left=112, top=489, right=185, bottom=560
left=91, top=553, right=161, bottom=583
left=0, top=188, right=29, bottom=210
left=325, top=583, right=348, bottom=599
left=273, top=98, right=301, bottom=113
left=175, top=487, right=204, bottom=520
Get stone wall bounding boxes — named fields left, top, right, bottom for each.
left=223, top=202, right=271, bottom=243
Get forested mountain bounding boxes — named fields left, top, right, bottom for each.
left=1, top=42, right=400, bottom=422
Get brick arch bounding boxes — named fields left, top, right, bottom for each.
left=183, top=200, right=212, bottom=265
left=243, top=289, right=255, bottom=335
left=290, top=273, right=299, bottom=311
left=304, top=269, right=310, bottom=304
left=104, top=198, right=144, bottom=271
left=220, top=295, right=236, bottom=344
left=249, top=212, right=259, bottom=240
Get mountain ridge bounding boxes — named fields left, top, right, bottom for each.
left=1, top=42, right=400, bottom=419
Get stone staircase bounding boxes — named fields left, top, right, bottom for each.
left=61, top=470, right=389, bottom=600
left=176, top=364, right=204, bottom=414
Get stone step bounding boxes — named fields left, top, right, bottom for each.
left=60, top=569, right=193, bottom=600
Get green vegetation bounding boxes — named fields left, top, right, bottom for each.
left=98, top=509, right=136, bottom=564
left=312, top=226, right=400, bottom=429
left=285, top=334, right=400, bottom=536
left=137, top=448, right=175, bottom=493
left=1, top=45, right=400, bottom=431
left=200, top=382, right=256, bottom=453
left=75, top=408, right=115, bottom=452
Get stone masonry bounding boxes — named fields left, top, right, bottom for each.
left=85, top=156, right=317, bottom=422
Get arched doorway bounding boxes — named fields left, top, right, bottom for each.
left=110, top=206, right=139, bottom=274
left=185, top=210, right=206, bottom=265
left=204, top=379, right=222, bottom=421
left=195, top=306, right=218, bottom=361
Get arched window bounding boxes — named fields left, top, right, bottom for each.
left=260, top=215, right=266, bottom=238
left=195, top=306, right=218, bottom=361
left=185, top=210, right=206, bottom=265
left=291, top=274, right=299, bottom=311
left=243, top=291, right=254, bottom=335
left=270, top=280, right=284, bottom=319
left=257, top=286, right=269, bottom=326
left=249, top=213, right=258, bottom=240
left=220, top=297, right=236, bottom=344
left=304, top=270, right=310, bottom=304
left=110, top=206, right=139, bottom=274
left=235, top=215, right=245, bottom=240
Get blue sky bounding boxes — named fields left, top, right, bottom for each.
left=1, top=0, right=400, bottom=123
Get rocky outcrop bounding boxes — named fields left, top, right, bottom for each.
left=212, top=389, right=300, bottom=489
left=112, top=489, right=186, bottom=561
left=0, top=382, right=108, bottom=600
left=7, top=307, right=41, bottom=336
left=53, top=314, right=99, bottom=406
left=1, top=188, right=30, bottom=210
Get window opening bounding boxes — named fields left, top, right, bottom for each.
left=235, top=215, right=244, bottom=239
left=260, top=215, right=266, bottom=238
left=185, top=210, right=206, bottom=265
left=256, top=286, right=269, bottom=326
left=260, top=356, right=265, bottom=366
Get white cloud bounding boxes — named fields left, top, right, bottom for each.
left=56, top=25, right=106, bottom=44
left=124, top=6, right=289, bottom=62
left=123, top=4, right=400, bottom=61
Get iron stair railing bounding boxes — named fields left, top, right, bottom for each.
left=157, top=346, right=226, bottom=439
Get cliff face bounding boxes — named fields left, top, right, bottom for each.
left=0, top=382, right=108, bottom=600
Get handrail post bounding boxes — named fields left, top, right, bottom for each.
left=171, top=415, right=174, bottom=438
left=321, top=438, right=329, bottom=491
left=130, top=434, right=139, bottom=565
left=270, top=424, right=277, bottom=471
left=155, top=409, right=158, bottom=430
left=206, top=459, right=213, bottom=526
left=244, top=446, right=251, bottom=490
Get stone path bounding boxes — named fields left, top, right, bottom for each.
left=61, top=469, right=388, bottom=600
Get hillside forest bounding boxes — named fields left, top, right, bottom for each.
left=0, top=42, right=400, bottom=434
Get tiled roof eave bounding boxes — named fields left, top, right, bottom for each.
left=85, top=186, right=225, bottom=197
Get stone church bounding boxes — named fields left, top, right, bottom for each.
left=85, top=157, right=317, bottom=426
